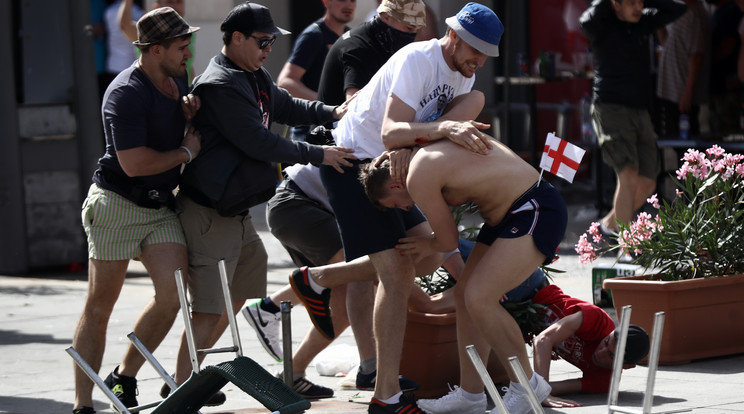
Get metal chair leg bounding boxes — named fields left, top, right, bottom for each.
left=281, top=300, right=294, bottom=387
left=465, top=344, right=509, bottom=414
left=508, top=356, right=545, bottom=413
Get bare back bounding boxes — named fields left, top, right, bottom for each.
left=408, top=138, right=540, bottom=226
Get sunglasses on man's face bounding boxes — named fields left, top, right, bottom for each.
left=251, top=35, right=276, bottom=50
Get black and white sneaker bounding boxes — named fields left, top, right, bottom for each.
left=242, top=299, right=283, bottom=361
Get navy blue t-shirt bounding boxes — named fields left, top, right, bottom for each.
left=95, top=63, right=188, bottom=197
left=288, top=19, right=346, bottom=92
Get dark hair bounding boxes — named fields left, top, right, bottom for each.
left=358, top=160, right=392, bottom=210
left=615, top=324, right=650, bottom=364
left=137, top=33, right=192, bottom=53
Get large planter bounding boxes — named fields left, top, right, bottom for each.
left=400, top=311, right=508, bottom=398
left=603, top=273, right=744, bottom=365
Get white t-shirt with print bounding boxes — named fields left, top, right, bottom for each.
left=332, top=38, right=476, bottom=160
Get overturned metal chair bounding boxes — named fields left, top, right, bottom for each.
left=67, top=259, right=309, bottom=414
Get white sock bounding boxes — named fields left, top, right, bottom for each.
left=306, top=268, right=326, bottom=295
left=461, top=389, right=485, bottom=402
left=380, top=391, right=402, bottom=404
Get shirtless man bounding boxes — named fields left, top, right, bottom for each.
left=360, top=137, right=568, bottom=414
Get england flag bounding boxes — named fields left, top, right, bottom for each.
left=539, top=133, right=586, bottom=183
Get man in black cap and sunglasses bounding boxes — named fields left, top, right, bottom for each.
left=72, top=6, right=200, bottom=414
left=168, top=1, right=356, bottom=403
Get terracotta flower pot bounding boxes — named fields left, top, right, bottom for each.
left=400, top=311, right=509, bottom=398
left=603, top=273, right=744, bottom=365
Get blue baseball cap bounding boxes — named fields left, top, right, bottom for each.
left=445, top=2, right=504, bottom=57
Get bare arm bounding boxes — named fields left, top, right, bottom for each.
left=277, top=62, right=317, bottom=101
left=398, top=161, right=460, bottom=256
left=345, top=87, right=359, bottom=101
left=381, top=93, right=491, bottom=154
left=117, top=0, right=138, bottom=43
left=532, top=311, right=583, bottom=390
left=117, top=126, right=201, bottom=177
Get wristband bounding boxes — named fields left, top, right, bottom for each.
left=180, top=145, right=193, bottom=164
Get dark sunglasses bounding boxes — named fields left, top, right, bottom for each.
left=251, top=35, right=276, bottom=50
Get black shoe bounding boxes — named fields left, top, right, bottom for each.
left=368, top=394, right=424, bottom=413
left=356, top=370, right=419, bottom=392
left=289, top=267, right=334, bottom=339
left=103, top=366, right=138, bottom=408
left=290, top=376, right=334, bottom=399
left=72, top=407, right=95, bottom=414
left=159, top=378, right=226, bottom=406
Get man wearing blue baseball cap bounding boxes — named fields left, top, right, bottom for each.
left=287, top=3, right=504, bottom=413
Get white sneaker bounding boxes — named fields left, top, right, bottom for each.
left=502, top=374, right=551, bottom=414
left=417, top=385, right=486, bottom=414
left=241, top=299, right=283, bottom=361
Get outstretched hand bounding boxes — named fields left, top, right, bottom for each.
left=542, top=395, right=581, bottom=408
left=321, top=146, right=357, bottom=173
left=444, top=120, right=492, bottom=155
left=332, top=90, right=360, bottom=119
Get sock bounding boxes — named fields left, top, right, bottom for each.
left=529, top=372, right=538, bottom=388
left=380, top=391, right=402, bottom=405
left=292, top=372, right=305, bottom=382
left=306, top=268, right=326, bottom=295
left=359, top=357, right=376, bottom=375
left=461, top=389, right=486, bottom=402
left=260, top=297, right=280, bottom=313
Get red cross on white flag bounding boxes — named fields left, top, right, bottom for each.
left=539, top=133, right=586, bottom=183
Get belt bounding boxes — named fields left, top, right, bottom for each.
left=98, top=168, right=173, bottom=210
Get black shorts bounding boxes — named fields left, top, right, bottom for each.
left=476, top=180, right=567, bottom=265
left=320, top=161, right=426, bottom=261
left=266, top=179, right=342, bottom=267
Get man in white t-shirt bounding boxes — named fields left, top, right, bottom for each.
left=288, top=3, right=503, bottom=413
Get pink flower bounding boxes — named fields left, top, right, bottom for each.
left=737, top=163, right=744, bottom=178
left=706, top=145, right=725, bottom=158
left=575, top=233, right=597, bottom=264
left=676, top=163, right=691, bottom=180
left=647, top=194, right=660, bottom=209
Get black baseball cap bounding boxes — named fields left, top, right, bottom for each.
left=616, top=324, right=650, bottom=364
left=220, top=2, right=290, bottom=36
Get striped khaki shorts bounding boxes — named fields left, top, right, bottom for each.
left=81, top=184, right=186, bottom=260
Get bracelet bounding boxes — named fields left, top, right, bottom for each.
left=179, top=145, right=193, bottom=164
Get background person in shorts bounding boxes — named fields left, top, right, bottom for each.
left=71, top=7, right=200, bottom=414
left=580, top=0, right=686, bottom=237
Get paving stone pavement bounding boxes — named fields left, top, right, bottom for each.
left=1, top=201, right=743, bottom=413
